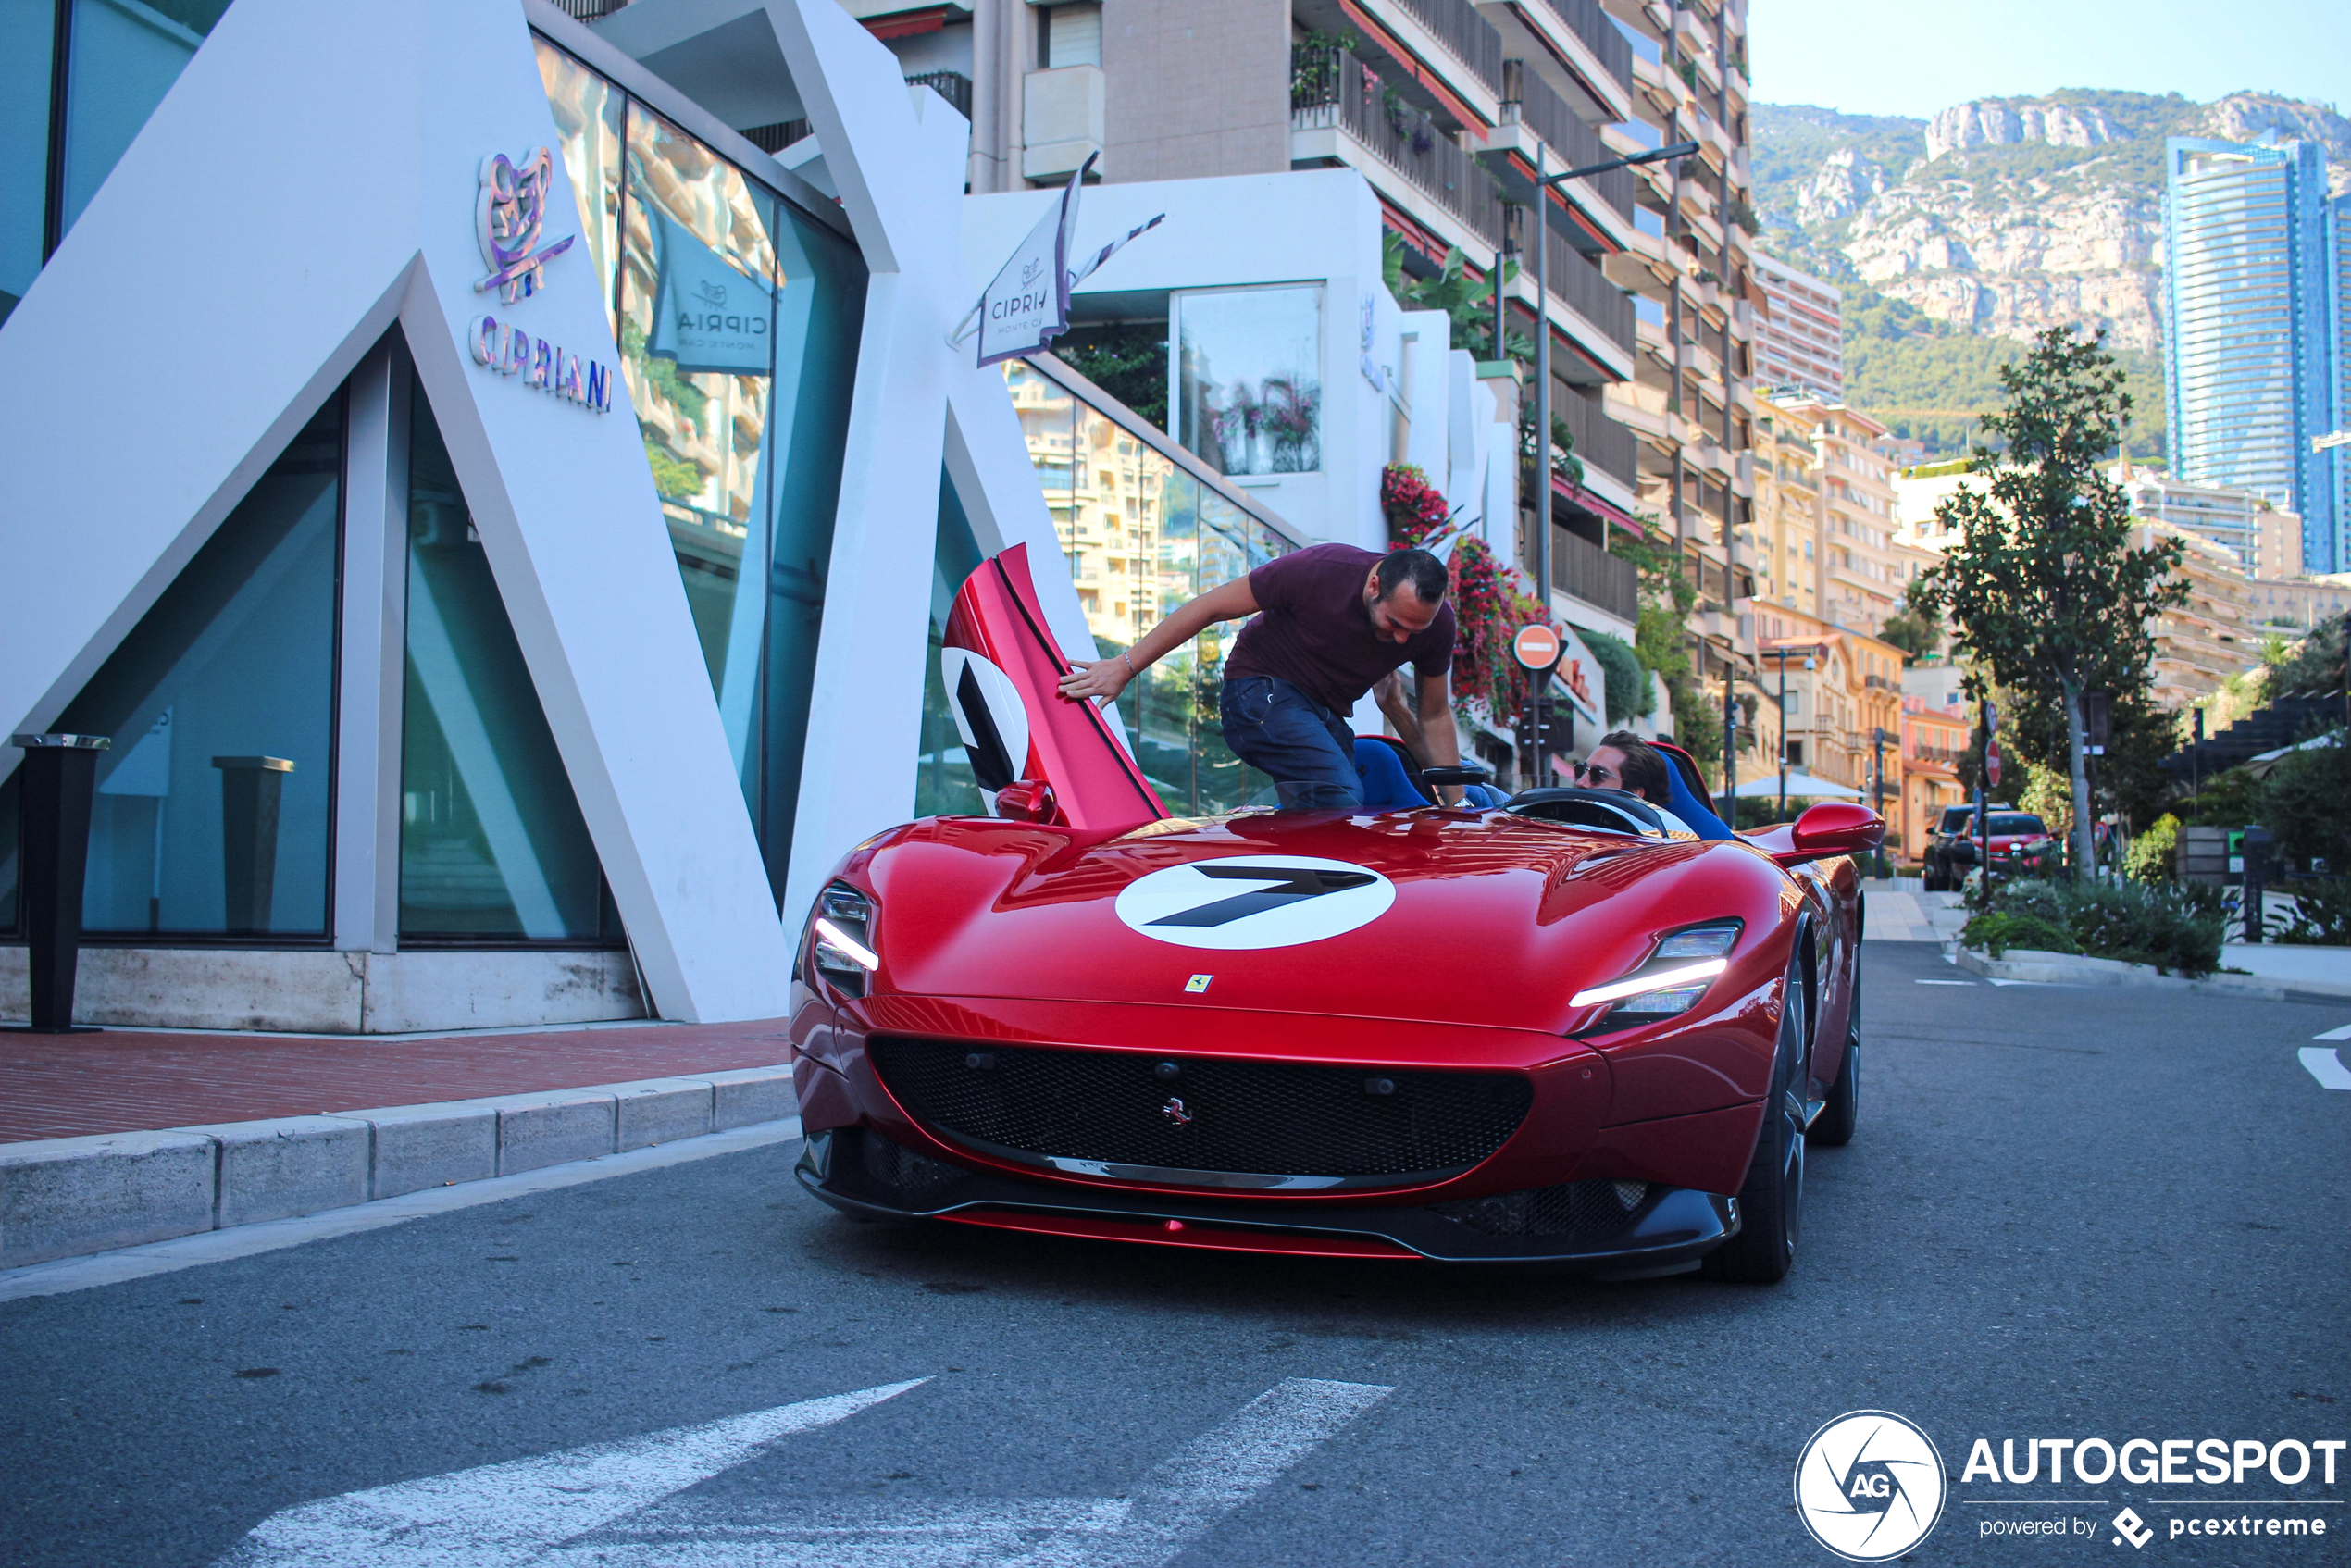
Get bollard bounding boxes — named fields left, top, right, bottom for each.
left=7, top=733, right=110, bottom=1034
left=213, top=756, right=293, bottom=934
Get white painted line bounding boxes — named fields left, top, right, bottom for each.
left=209, top=1376, right=1390, bottom=1568
left=2314, top=1023, right=2351, bottom=1041
left=212, top=1379, right=927, bottom=1568
left=0, top=1117, right=802, bottom=1303
left=1984, top=978, right=2040, bottom=987
left=2298, top=1047, right=2351, bottom=1091
left=1914, top=979, right=1976, bottom=986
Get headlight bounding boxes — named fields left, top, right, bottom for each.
left=809, top=882, right=878, bottom=998
left=1574, top=921, right=1741, bottom=1028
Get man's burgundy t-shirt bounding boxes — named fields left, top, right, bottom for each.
left=1225, top=543, right=1456, bottom=716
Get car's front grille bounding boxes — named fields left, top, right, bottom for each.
left=1430, top=1179, right=1651, bottom=1240
left=867, top=1039, right=1532, bottom=1182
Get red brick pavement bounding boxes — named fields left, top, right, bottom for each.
left=0, top=1020, right=797, bottom=1144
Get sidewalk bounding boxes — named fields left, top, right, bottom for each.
left=1861, top=886, right=1967, bottom=943
left=0, top=1018, right=796, bottom=1144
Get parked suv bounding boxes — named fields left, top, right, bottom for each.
left=1924, top=805, right=2051, bottom=890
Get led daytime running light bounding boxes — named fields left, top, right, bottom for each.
left=812, top=916, right=879, bottom=972
left=1570, top=957, right=1727, bottom=1009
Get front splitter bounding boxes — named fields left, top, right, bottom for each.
left=797, top=1128, right=1737, bottom=1273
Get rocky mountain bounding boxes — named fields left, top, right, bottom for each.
left=1750, top=91, right=2351, bottom=457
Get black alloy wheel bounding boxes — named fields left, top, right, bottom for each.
left=1708, top=952, right=1809, bottom=1284
left=1810, top=961, right=1859, bottom=1147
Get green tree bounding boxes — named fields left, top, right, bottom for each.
left=1914, top=327, right=2188, bottom=875
left=1616, top=531, right=1723, bottom=785
left=1876, top=576, right=1943, bottom=662
left=1382, top=232, right=1529, bottom=362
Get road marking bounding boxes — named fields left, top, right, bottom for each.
left=1914, top=979, right=1976, bottom=986
left=0, top=1118, right=802, bottom=1304
left=1984, top=978, right=2039, bottom=987
left=212, top=1377, right=1391, bottom=1568
left=212, top=1379, right=929, bottom=1568
left=2298, top=1047, right=2351, bottom=1090
left=2314, top=1024, right=2351, bottom=1041
left=559, top=1375, right=1392, bottom=1567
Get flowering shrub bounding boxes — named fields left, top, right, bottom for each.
left=1380, top=463, right=1450, bottom=541
left=1385, top=464, right=1549, bottom=728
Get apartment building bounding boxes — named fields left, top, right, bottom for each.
left=1751, top=604, right=1904, bottom=818
left=1764, top=396, right=1910, bottom=635
left=2113, top=463, right=2300, bottom=576
left=2163, top=134, right=2345, bottom=573
left=1749, top=390, right=1821, bottom=619
left=2124, top=518, right=2255, bottom=707
left=1753, top=250, right=1842, bottom=400
left=1897, top=694, right=1968, bottom=867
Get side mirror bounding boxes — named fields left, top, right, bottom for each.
left=993, top=778, right=1057, bottom=825
left=1775, top=802, right=1884, bottom=867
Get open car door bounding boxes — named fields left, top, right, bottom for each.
left=941, top=544, right=1169, bottom=835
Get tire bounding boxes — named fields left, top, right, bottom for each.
left=1810, top=964, right=1859, bottom=1148
left=1708, top=957, right=1809, bottom=1284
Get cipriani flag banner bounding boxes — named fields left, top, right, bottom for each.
left=964, top=153, right=1162, bottom=367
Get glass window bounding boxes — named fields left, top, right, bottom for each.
left=535, top=39, right=624, bottom=338
left=0, top=1, right=57, bottom=323
left=1193, top=491, right=1272, bottom=812
left=59, top=0, right=230, bottom=236
left=618, top=105, right=783, bottom=746
left=0, top=396, right=342, bottom=937
left=1174, top=286, right=1322, bottom=476
left=399, top=382, right=613, bottom=942
left=751, top=190, right=865, bottom=897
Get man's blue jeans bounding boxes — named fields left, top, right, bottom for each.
left=1220, top=676, right=1363, bottom=811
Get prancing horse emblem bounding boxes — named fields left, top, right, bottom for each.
left=1162, top=1097, right=1192, bottom=1126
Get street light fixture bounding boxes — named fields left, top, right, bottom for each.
left=1517, top=140, right=1699, bottom=770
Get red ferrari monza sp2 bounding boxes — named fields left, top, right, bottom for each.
left=790, top=548, right=1884, bottom=1282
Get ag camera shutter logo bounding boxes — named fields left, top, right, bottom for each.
left=1794, top=1411, right=1947, bottom=1561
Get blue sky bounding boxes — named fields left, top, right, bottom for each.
left=1749, top=0, right=2350, bottom=119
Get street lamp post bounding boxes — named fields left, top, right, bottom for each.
left=1765, top=646, right=1815, bottom=822
left=1524, top=139, right=1698, bottom=774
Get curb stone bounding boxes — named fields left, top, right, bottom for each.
left=1953, top=945, right=2351, bottom=1002
left=0, top=1065, right=796, bottom=1269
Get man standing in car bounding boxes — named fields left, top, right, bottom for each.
left=1056, top=543, right=1462, bottom=809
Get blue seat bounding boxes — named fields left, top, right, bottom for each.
left=1648, top=740, right=1736, bottom=840
left=1352, top=737, right=1427, bottom=810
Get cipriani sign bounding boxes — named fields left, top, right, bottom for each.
left=466, top=148, right=612, bottom=415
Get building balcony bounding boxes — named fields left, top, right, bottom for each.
left=1294, top=0, right=1502, bottom=130
left=1523, top=215, right=1636, bottom=378
left=1482, top=0, right=1634, bottom=123
left=1490, top=62, right=1634, bottom=245
left=1292, top=48, right=1504, bottom=255
left=1555, top=389, right=1639, bottom=491
left=1546, top=524, right=1640, bottom=624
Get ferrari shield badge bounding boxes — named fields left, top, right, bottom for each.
left=1114, top=856, right=1396, bottom=951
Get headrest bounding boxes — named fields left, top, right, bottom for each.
left=1648, top=740, right=1736, bottom=841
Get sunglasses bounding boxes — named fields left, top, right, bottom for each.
left=1573, top=760, right=1619, bottom=786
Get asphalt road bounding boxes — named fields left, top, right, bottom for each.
left=3, top=941, right=2346, bottom=1568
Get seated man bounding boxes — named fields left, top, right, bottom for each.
left=1574, top=731, right=1672, bottom=804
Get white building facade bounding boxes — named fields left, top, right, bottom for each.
left=0, top=0, right=1511, bottom=1032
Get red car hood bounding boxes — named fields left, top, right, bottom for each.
left=855, top=809, right=1790, bottom=1039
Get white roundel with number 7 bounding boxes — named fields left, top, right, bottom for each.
left=1113, top=856, right=1397, bottom=950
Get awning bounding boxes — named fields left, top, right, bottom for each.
left=1549, top=472, right=1643, bottom=536
left=1731, top=771, right=1865, bottom=799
